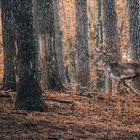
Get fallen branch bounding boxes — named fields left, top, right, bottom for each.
left=125, top=82, right=140, bottom=96
left=78, top=91, right=97, bottom=98
left=46, top=97, right=72, bottom=104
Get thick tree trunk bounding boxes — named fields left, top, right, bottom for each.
left=75, top=0, right=90, bottom=86
left=103, top=0, right=120, bottom=94
left=1, top=0, right=16, bottom=91
left=33, top=0, right=64, bottom=91
left=127, top=0, right=140, bottom=90
left=13, top=0, right=47, bottom=112
left=43, top=0, right=64, bottom=91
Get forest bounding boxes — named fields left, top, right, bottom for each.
left=0, top=0, right=140, bottom=139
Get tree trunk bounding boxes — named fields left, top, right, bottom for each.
left=97, top=0, right=103, bottom=45
left=13, top=0, right=47, bottom=112
left=52, top=0, right=65, bottom=83
left=43, top=0, right=64, bottom=91
left=34, top=0, right=48, bottom=90
left=75, top=0, right=90, bottom=86
left=127, top=0, right=140, bottom=90
left=33, top=0, right=64, bottom=91
left=1, top=0, right=16, bottom=91
left=103, top=0, right=120, bottom=94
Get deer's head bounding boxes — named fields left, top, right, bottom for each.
left=94, top=45, right=119, bottom=76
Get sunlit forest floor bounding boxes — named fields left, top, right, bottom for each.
left=0, top=91, right=140, bottom=139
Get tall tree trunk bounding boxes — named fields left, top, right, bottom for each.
left=127, top=0, right=140, bottom=90
left=103, top=0, right=120, bottom=94
left=75, top=0, right=90, bottom=86
left=33, top=0, right=64, bottom=91
left=43, top=0, right=64, bottom=91
left=52, top=0, right=65, bottom=83
left=13, top=0, right=47, bottom=112
left=1, top=0, right=16, bottom=91
left=35, top=0, right=48, bottom=90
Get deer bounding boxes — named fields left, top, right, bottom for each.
left=95, top=45, right=140, bottom=95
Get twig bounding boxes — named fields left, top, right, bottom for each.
left=125, top=82, right=140, bottom=96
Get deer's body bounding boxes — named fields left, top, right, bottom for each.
left=95, top=44, right=140, bottom=94
left=104, top=61, right=140, bottom=94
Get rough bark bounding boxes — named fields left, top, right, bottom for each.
left=127, top=0, right=140, bottom=90
left=52, top=0, right=65, bottom=83
left=103, top=0, right=120, bottom=94
left=33, top=0, right=64, bottom=91
left=34, top=0, right=48, bottom=90
left=97, top=0, right=103, bottom=45
left=13, top=0, right=47, bottom=112
left=45, top=0, right=64, bottom=91
left=75, top=0, right=90, bottom=86
left=1, top=0, right=16, bottom=91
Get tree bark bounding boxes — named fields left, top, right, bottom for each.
left=52, top=0, right=65, bottom=83
left=127, top=0, right=140, bottom=90
left=13, top=0, right=47, bottom=112
left=97, top=0, right=103, bottom=45
left=103, top=0, right=120, bottom=94
left=45, top=0, right=64, bottom=91
left=33, top=0, right=64, bottom=91
left=34, top=0, right=48, bottom=90
left=1, top=0, right=16, bottom=91
left=75, top=0, right=90, bottom=86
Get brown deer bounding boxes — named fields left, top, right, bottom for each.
left=95, top=45, right=140, bottom=95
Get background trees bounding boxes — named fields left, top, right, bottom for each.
left=1, top=0, right=16, bottom=91
left=127, top=0, right=140, bottom=90
left=0, top=0, right=139, bottom=112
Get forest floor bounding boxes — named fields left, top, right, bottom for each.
left=0, top=91, right=140, bottom=140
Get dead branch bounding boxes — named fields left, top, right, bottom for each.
left=125, top=82, right=140, bottom=96
left=46, top=97, right=72, bottom=104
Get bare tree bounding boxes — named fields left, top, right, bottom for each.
left=75, top=0, right=90, bottom=86
left=1, top=0, right=16, bottom=91
left=13, top=0, right=47, bottom=111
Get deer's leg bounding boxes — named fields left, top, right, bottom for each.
left=116, top=78, right=121, bottom=94
left=111, top=77, right=121, bottom=96
left=105, top=75, right=112, bottom=94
